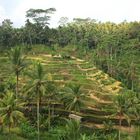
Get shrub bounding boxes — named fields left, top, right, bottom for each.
left=61, top=52, right=71, bottom=59
left=20, top=122, right=37, bottom=138
left=47, top=126, right=66, bottom=140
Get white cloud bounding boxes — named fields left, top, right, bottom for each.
left=2, top=0, right=140, bottom=27
left=0, top=5, right=7, bottom=24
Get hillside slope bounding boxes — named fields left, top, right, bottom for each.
left=27, top=52, right=129, bottom=127
left=0, top=48, right=132, bottom=130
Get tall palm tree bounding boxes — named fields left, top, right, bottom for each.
left=0, top=91, right=25, bottom=133
left=45, top=80, right=57, bottom=130
left=113, top=93, right=131, bottom=140
left=9, top=47, right=26, bottom=98
left=60, top=84, right=85, bottom=112
left=25, top=62, right=47, bottom=140
left=125, top=91, right=140, bottom=120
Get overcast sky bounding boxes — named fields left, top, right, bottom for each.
left=0, top=0, right=140, bottom=27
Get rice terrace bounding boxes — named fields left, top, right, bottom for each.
left=0, top=1, right=140, bottom=140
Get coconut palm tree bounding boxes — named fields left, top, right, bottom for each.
left=0, top=91, right=25, bottom=133
left=65, top=119, right=81, bottom=140
left=9, top=47, right=26, bottom=98
left=60, top=84, right=85, bottom=112
left=25, top=62, right=47, bottom=140
left=113, top=93, right=131, bottom=140
left=134, top=126, right=140, bottom=140
left=45, top=80, right=57, bottom=130
left=125, top=91, right=140, bottom=121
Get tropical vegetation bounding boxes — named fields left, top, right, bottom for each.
left=0, top=7, right=140, bottom=140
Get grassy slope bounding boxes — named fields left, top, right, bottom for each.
left=0, top=46, right=130, bottom=129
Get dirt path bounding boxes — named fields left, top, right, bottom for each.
left=77, top=64, right=96, bottom=71
left=83, top=122, right=134, bottom=132
left=90, top=94, right=113, bottom=104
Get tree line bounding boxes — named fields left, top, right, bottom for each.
left=0, top=8, right=140, bottom=92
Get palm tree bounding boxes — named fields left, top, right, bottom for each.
left=65, top=119, right=81, bottom=140
left=113, top=93, right=131, bottom=140
left=45, top=80, right=57, bottom=130
left=9, top=47, right=26, bottom=98
left=60, top=84, right=85, bottom=112
left=0, top=91, right=25, bottom=133
left=134, top=126, right=140, bottom=140
left=125, top=91, right=140, bottom=120
left=25, top=62, right=47, bottom=140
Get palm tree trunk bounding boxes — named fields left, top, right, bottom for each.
left=52, top=104, right=54, bottom=117
left=16, top=73, right=19, bottom=99
left=37, top=96, right=40, bottom=140
left=8, top=124, right=11, bottom=140
left=39, top=96, right=42, bottom=106
left=131, top=80, right=134, bottom=91
left=48, top=104, right=51, bottom=130
left=119, top=114, right=122, bottom=140
left=29, top=31, right=32, bottom=46
left=8, top=123, right=11, bottom=133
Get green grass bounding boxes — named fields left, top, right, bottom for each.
left=0, top=45, right=129, bottom=131
left=0, top=134, right=27, bottom=140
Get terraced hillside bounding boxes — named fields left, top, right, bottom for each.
left=29, top=54, right=122, bottom=92
left=27, top=53, right=130, bottom=128
left=0, top=51, right=132, bottom=131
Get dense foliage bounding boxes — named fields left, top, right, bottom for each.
left=0, top=8, right=140, bottom=139
left=0, top=15, right=139, bottom=92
